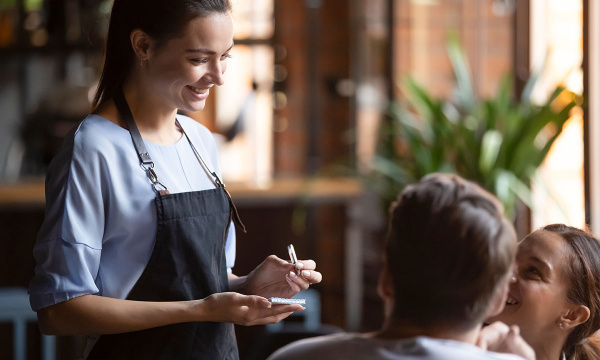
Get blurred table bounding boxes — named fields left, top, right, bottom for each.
left=0, top=177, right=361, bottom=207
left=0, top=177, right=366, bottom=331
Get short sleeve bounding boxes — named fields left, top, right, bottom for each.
left=28, top=124, right=106, bottom=311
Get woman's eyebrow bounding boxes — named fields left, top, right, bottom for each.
left=185, top=42, right=235, bottom=55
left=529, top=256, right=552, bottom=273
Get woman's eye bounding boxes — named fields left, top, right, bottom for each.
left=191, top=59, right=208, bottom=64
left=221, top=53, right=232, bottom=60
left=527, top=266, right=541, bottom=277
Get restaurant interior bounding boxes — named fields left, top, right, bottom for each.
left=0, top=0, right=598, bottom=359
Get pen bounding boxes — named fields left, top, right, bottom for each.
left=288, top=244, right=299, bottom=274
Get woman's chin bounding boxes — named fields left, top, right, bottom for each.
left=487, top=306, right=519, bottom=326
left=178, top=102, right=207, bottom=113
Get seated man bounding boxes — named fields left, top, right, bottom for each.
left=268, top=173, right=534, bottom=360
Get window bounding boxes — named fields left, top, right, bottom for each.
left=530, top=0, right=585, bottom=228
left=186, top=0, right=275, bottom=186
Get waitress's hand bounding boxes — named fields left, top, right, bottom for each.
left=241, top=255, right=323, bottom=299
left=199, top=292, right=304, bottom=326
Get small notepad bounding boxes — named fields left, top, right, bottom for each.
left=268, top=297, right=306, bottom=305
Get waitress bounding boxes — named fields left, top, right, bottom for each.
left=28, top=0, right=322, bottom=359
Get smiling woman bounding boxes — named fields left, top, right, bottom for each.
left=123, top=15, right=234, bottom=115
left=94, top=11, right=234, bottom=129
left=487, top=224, right=600, bottom=360
left=27, top=1, right=322, bottom=359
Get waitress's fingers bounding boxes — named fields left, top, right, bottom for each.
left=286, top=271, right=310, bottom=291
left=245, top=304, right=304, bottom=326
left=237, top=304, right=304, bottom=326
left=252, top=311, right=295, bottom=326
left=299, top=269, right=322, bottom=284
left=235, top=295, right=304, bottom=314
left=296, top=259, right=317, bottom=270
left=292, top=259, right=317, bottom=275
left=267, top=254, right=291, bottom=266
left=236, top=294, right=272, bottom=309
left=285, top=272, right=304, bottom=292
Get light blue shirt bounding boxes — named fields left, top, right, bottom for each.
left=29, top=114, right=236, bottom=311
left=268, top=334, right=527, bottom=360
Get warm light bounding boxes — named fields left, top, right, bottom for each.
left=214, top=45, right=274, bottom=186
left=531, top=0, right=584, bottom=229
left=232, top=0, right=274, bottom=39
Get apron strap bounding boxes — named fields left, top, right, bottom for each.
left=113, top=89, right=245, bottom=231
left=177, top=120, right=247, bottom=233
left=114, top=89, right=169, bottom=195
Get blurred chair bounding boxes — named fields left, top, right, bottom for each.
left=0, top=287, right=55, bottom=360
left=245, top=289, right=344, bottom=360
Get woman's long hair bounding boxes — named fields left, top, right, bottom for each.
left=91, top=0, right=232, bottom=111
left=543, top=224, right=600, bottom=360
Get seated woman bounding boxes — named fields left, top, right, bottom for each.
left=487, top=224, right=600, bottom=360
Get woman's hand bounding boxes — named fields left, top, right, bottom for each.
left=234, top=255, right=323, bottom=298
left=477, top=322, right=535, bottom=360
left=36, top=291, right=304, bottom=336
left=197, top=292, right=304, bottom=326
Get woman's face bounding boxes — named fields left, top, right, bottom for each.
left=144, top=12, right=234, bottom=112
left=487, top=229, right=572, bottom=346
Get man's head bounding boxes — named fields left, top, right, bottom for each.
left=379, top=173, right=517, bottom=332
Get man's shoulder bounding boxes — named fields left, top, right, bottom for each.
left=414, top=337, right=526, bottom=360
left=268, top=335, right=526, bottom=360
left=268, top=333, right=360, bottom=360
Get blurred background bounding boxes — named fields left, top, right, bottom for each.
left=1, top=0, right=599, bottom=359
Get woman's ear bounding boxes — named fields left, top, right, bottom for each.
left=561, top=304, right=591, bottom=330
left=130, top=29, right=155, bottom=61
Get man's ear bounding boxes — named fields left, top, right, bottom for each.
left=560, top=304, right=591, bottom=331
left=130, top=29, right=155, bottom=61
left=377, top=256, right=394, bottom=301
left=484, top=272, right=511, bottom=319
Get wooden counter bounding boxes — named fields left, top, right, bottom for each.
left=0, top=177, right=363, bottom=208
left=0, top=176, right=368, bottom=332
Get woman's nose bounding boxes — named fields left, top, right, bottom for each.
left=208, top=61, right=225, bottom=86
left=510, top=266, right=518, bottom=283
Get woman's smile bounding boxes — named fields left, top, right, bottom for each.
left=186, top=85, right=210, bottom=95
left=185, top=85, right=211, bottom=101
left=505, top=293, right=519, bottom=305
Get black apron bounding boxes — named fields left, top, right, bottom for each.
left=87, top=91, right=245, bottom=359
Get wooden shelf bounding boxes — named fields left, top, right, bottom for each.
left=0, top=43, right=101, bottom=56
left=0, top=177, right=363, bottom=208
left=0, top=179, right=46, bottom=208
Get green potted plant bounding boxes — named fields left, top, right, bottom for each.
left=368, top=35, right=578, bottom=220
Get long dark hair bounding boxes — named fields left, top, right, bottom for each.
left=543, top=224, right=600, bottom=360
left=91, top=0, right=232, bottom=111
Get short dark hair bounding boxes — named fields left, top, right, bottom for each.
left=385, top=173, right=516, bottom=330
left=92, top=0, right=232, bottom=111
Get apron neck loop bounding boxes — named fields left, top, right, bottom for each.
left=114, top=89, right=169, bottom=195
